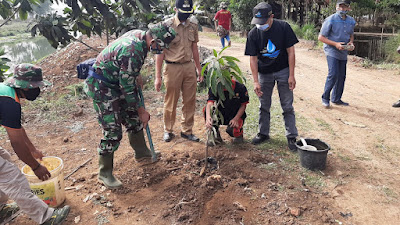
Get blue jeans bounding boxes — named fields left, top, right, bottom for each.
left=221, top=35, right=231, bottom=48
left=258, top=67, right=298, bottom=138
left=322, top=55, right=347, bottom=103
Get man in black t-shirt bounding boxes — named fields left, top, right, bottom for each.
left=245, top=2, right=298, bottom=151
left=204, top=80, right=249, bottom=145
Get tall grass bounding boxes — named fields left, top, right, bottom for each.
left=383, top=34, right=400, bottom=64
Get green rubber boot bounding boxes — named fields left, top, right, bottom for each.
left=98, top=153, right=123, bottom=189
left=128, top=129, right=160, bottom=163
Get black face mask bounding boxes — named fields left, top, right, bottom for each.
left=177, top=12, right=191, bottom=21
left=22, top=88, right=41, bottom=101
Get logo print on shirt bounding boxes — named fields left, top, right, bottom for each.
left=255, top=12, right=262, bottom=18
left=261, top=40, right=280, bottom=58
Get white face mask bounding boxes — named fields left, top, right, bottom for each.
left=256, top=23, right=270, bottom=31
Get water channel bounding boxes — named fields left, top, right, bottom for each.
left=0, top=35, right=56, bottom=73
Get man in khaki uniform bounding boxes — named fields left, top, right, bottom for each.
left=155, top=0, right=203, bottom=142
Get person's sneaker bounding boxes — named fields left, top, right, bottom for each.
left=41, top=205, right=70, bottom=225
left=332, top=100, right=349, bottom=106
left=287, top=137, right=297, bottom=152
left=393, top=100, right=400, bottom=108
left=251, top=133, right=269, bottom=145
left=228, top=41, right=231, bottom=47
left=232, top=135, right=244, bottom=144
left=163, top=132, right=175, bottom=142
left=0, top=202, right=19, bottom=222
left=181, top=132, right=200, bottom=142
left=322, top=99, right=330, bottom=108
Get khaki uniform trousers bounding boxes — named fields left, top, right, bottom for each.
left=0, top=147, right=53, bottom=224
left=163, top=61, right=197, bottom=134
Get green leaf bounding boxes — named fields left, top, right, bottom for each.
left=213, top=49, right=217, bottom=57
left=217, top=83, right=226, bottom=101
left=201, top=62, right=210, bottom=78
left=19, top=10, right=28, bottom=20
left=81, top=19, right=91, bottom=27
left=221, top=56, right=240, bottom=62
left=218, top=46, right=229, bottom=55
left=210, top=70, right=218, bottom=95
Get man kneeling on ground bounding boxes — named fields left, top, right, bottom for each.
left=204, top=79, right=249, bottom=145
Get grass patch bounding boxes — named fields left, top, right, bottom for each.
left=299, top=171, right=325, bottom=189
left=315, top=118, right=335, bottom=135
left=0, top=20, right=30, bottom=37
left=381, top=186, right=398, bottom=200
left=22, top=91, right=82, bottom=123
left=337, top=152, right=352, bottom=162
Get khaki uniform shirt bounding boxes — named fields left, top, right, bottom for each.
left=163, top=15, right=199, bottom=63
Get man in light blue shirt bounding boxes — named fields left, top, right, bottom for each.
left=318, top=0, right=356, bottom=107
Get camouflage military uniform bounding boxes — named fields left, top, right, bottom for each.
left=84, top=30, right=148, bottom=155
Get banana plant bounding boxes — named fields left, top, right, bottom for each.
left=201, top=47, right=246, bottom=145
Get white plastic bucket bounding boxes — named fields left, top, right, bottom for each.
left=21, top=156, right=66, bottom=207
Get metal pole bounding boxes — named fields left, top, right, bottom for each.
left=138, top=88, right=157, bottom=162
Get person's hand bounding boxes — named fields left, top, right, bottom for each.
left=139, top=110, right=151, bottom=128
left=34, top=165, right=51, bottom=181
left=335, top=42, right=345, bottom=50
left=348, top=43, right=355, bottom=51
left=254, top=82, right=263, bottom=97
left=196, top=67, right=203, bottom=82
left=288, top=76, right=296, bottom=91
left=197, top=75, right=204, bottom=82
left=31, top=149, right=44, bottom=160
left=154, top=77, right=162, bottom=92
left=229, top=118, right=239, bottom=128
left=205, top=116, right=213, bottom=129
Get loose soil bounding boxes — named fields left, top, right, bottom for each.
left=2, top=32, right=400, bottom=225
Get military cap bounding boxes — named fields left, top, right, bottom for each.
left=149, top=22, right=177, bottom=49
left=4, top=63, right=50, bottom=89
left=176, top=0, right=193, bottom=14
left=337, top=0, right=351, bottom=5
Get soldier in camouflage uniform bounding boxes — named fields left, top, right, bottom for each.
left=84, top=22, right=176, bottom=189
left=0, top=64, right=70, bottom=224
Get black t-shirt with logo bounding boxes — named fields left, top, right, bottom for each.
left=207, top=81, right=249, bottom=123
left=245, top=19, right=299, bottom=74
left=0, top=97, right=22, bottom=129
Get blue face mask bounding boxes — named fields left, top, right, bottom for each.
left=256, top=23, right=270, bottom=31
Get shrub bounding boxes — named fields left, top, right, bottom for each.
left=383, top=34, right=400, bottom=64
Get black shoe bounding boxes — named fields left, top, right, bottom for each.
left=287, top=137, right=297, bottom=152
left=251, top=133, right=269, bottom=145
left=232, top=135, right=244, bottom=144
left=163, top=132, right=175, bottom=142
left=181, top=132, right=200, bottom=142
left=393, top=100, right=400, bottom=108
left=332, top=100, right=349, bottom=106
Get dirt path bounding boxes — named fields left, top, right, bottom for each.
left=199, top=34, right=400, bottom=224
left=2, top=33, right=399, bottom=225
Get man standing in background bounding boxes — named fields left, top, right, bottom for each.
left=245, top=2, right=299, bottom=151
left=155, top=0, right=203, bottom=143
left=318, top=0, right=356, bottom=108
left=214, top=2, right=232, bottom=48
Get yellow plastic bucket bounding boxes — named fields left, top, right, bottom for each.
left=21, top=156, right=66, bottom=207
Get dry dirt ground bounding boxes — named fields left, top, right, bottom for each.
left=2, top=32, right=400, bottom=225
